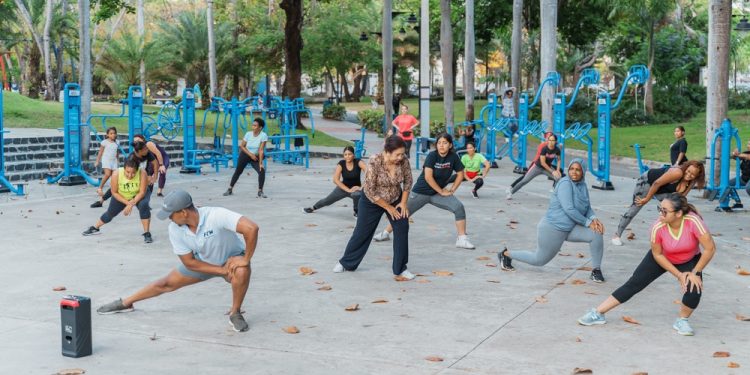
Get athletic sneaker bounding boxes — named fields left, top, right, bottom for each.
left=505, top=187, right=512, bottom=200
left=455, top=235, right=476, bottom=249
left=472, top=190, right=479, bottom=199
left=398, top=269, right=416, bottom=280
left=96, top=298, right=134, bottom=315
left=590, top=268, right=605, bottom=283
left=82, top=226, right=100, bottom=236
left=143, top=232, right=153, bottom=244
left=157, top=192, right=164, bottom=197
left=611, top=236, right=623, bottom=246
left=303, top=207, right=314, bottom=213
left=257, top=191, right=267, bottom=198
left=673, top=318, right=694, bottom=336
left=373, top=230, right=392, bottom=242
left=732, top=203, right=744, bottom=209
left=577, top=308, right=606, bottom=326
left=498, top=248, right=515, bottom=271
left=229, top=312, right=249, bottom=332
left=223, top=189, right=233, bottom=196
left=90, top=201, right=103, bottom=208
left=353, top=211, right=358, bottom=217
left=333, top=262, right=345, bottom=273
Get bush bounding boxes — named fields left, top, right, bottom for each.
left=357, top=109, right=385, bottom=135
left=729, top=91, right=750, bottom=110
left=322, top=103, right=346, bottom=120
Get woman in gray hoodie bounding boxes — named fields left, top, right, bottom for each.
left=497, top=158, right=607, bottom=283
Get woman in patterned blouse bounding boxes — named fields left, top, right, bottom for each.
left=334, top=136, right=416, bottom=280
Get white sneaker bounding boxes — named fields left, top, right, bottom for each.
left=398, top=270, right=416, bottom=280
left=455, top=235, right=475, bottom=249
left=611, top=237, right=623, bottom=246
left=505, top=187, right=513, bottom=200
left=373, top=230, right=392, bottom=242
left=333, top=262, right=345, bottom=273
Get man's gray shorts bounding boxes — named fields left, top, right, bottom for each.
left=177, top=251, right=245, bottom=281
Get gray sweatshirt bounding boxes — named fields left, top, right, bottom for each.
left=543, top=158, right=596, bottom=231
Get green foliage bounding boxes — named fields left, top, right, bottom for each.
left=236, top=1, right=285, bottom=76
left=97, top=31, right=173, bottom=94
left=93, top=0, right=134, bottom=24
left=357, top=109, right=385, bottom=135
left=322, top=104, right=347, bottom=120
left=729, top=91, right=750, bottom=111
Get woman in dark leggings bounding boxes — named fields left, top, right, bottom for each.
left=224, top=118, right=268, bottom=198
left=578, top=193, right=716, bottom=336
left=82, top=155, right=153, bottom=243
left=133, top=134, right=169, bottom=197
left=91, top=139, right=161, bottom=207
left=304, top=146, right=367, bottom=216
left=506, top=133, right=562, bottom=199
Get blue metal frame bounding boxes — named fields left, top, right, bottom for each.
left=553, top=68, right=600, bottom=168
left=353, top=126, right=368, bottom=159
left=707, top=119, right=744, bottom=212
left=47, top=83, right=100, bottom=187
left=0, top=89, right=25, bottom=195
left=87, top=85, right=151, bottom=155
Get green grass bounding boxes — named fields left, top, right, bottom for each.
left=1, top=92, right=348, bottom=147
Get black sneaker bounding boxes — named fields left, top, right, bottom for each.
left=229, top=312, right=249, bottom=332
left=498, top=248, right=515, bottom=271
left=143, top=232, right=153, bottom=244
left=732, top=203, right=744, bottom=209
left=90, top=201, right=103, bottom=208
left=590, top=268, right=605, bottom=283
left=157, top=192, right=164, bottom=197
left=303, top=207, right=314, bottom=213
left=257, top=190, right=267, bottom=198
left=472, top=190, right=479, bottom=199
left=223, top=189, right=233, bottom=196
left=82, top=226, right=100, bottom=236
left=353, top=211, right=358, bottom=217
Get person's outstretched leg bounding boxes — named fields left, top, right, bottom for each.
left=565, top=225, right=604, bottom=269
left=249, top=159, right=266, bottom=192
left=509, top=164, right=545, bottom=195
left=379, top=193, right=428, bottom=236
left=121, top=269, right=205, bottom=307
left=506, top=220, right=567, bottom=266
left=614, top=175, right=650, bottom=238
left=310, top=187, right=349, bottom=211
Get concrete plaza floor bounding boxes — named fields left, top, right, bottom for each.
left=2, top=137, right=750, bottom=374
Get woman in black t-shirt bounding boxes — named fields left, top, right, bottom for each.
left=670, top=126, right=688, bottom=166
left=304, top=146, right=367, bottom=216
left=506, top=133, right=562, bottom=199
left=372, top=133, right=475, bottom=249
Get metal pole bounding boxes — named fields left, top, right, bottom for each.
left=419, top=0, right=430, bottom=140
left=383, top=0, right=393, bottom=133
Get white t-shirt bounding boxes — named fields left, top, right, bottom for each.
left=501, top=97, right=515, bottom=117
left=100, top=139, right=119, bottom=169
left=169, top=207, right=245, bottom=266
left=243, top=131, right=268, bottom=154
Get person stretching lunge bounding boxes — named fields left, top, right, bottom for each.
left=304, top=146, right=367, bottom=216
left=96, top=190, right=260, bottom=333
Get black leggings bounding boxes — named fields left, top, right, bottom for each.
left=100, top=187, right=152, bottom=223
left=229, top=152, right=265, bottom=190
left=612, top=251, right=703, bottom=309
left=447, top=174, right=484, bottom=191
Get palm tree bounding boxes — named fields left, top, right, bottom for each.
left=464, top=0, right=475, bottom=121
left=706, top=0, right=730, bottom=186
left=440, top=0, right=454, bottom=129
left=540, top=0, right=557, bottom=129
left=97, top=30, right=172, bottom=94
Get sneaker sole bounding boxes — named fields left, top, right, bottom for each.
left=500, top=266, right=515, bottom=272
left=590, top=277, right=605, bottom=283
left=577, top=319, right=606, bottom=326
left=673, top=325, right=694, bottom=336
left=229, top=320, right=249, bottom=332
left=82, top=231, right=101, bottom=236
left=97, top=307, right=134, bottom=315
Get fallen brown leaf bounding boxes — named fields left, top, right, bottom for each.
left=713, top=351, right=731, bottom=358
left=371, top=299, right=388, bottom=304
left=486, top=279, right=501, bottom=283
left=737, top=267, right=750, bottom=276
left=415, top=273, right=428, bottom=277
left=305, top=223, right=318, bottom=227
left=283, top=326, right=300, bottom=334
left=577, top=266, right=592, bottom=271
left=576, top=253, right=585, bottom=258
left=535, top=296, right=548, bottom=303
left=622, top=316, right=641, bottom=325
left=584, top=291, right=598, bottom=295
left=573, top=368, right=592, bottom=374
left=394, top=275, right=412, bottom=282
left=575, top=336, right=582, bottom=343
left=570, top=279, right=587, bottom=285
left=317, top=285, right=332, bottom=291
left=558, top=252, right=571, bottom=257
left=345, top=303, right=359, bottom=311
left=509, top=219, right=519, bottom=224
left=736, top=313, right=750, bottom=321
left=556, top=282, right=566, bottom=285
left=485, top=263, right=497, bottom=268
left=626, top=232, right=636, bottom=241
left=508, top=224, right=518, bottom=229
left=432, top=270, right=454, bottom=277
left=56, top=369, right=86, bottom=375
left=742, top=237, right=750, bottom=241
left=315, top=281, right=326, bottom=285
left=728, top=362, right=740, bottom=368
left=416, top=279, right=431, bottom=283
left=631, top=373, right=648, bottom=375
left=299, top=267, right=316, bottom=276
left=425, top=356, right=444, bottom=362
left=476, top=256, right=491, bottom=261
left=52, top=286, right=67, bottom=291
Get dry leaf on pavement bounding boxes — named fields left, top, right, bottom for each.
left=345, top=304, right=359, bottom=311
left=622, top=316, right=641, bottom=325
left=570, top=279, right=587, bottom=285
left=317, top=285, right=332, bottom=291
left=713, top=351, right=731, bottom=358
left=485, top=263, right=497, bottom=268
left=736, top=267, right=750, bottom=276
left=728, top=362, right=740, bottom=368
left=573, top=368, right=593, bottom=374
left=487, top=279, right=501, bottom=283
left=584, top=291, right=598, bottom=295
left=577, top=266, right=592, bottom=271
left=299, top=267, right=316, bottom=276
left=425, top=356, right=444, bottom=362
left=575, top=336, right=582, bottom=342
left=56, top=369, right=85, bottom=375
left=416, top=279, right=431, bottom=283
left=741, top=237, right=750, bottom=241
left=305, top=223, right=318, bottom=227
left=558, top=252, right=571, bottom=257
left=631, top=372, right=648, bottom=375
left=283, top=326, right=300, bottom=334
left=626, top=232, right=636, bottom=240
left=535, top=296, right=548, bottom=303
left=577, top=253, right=585, bottom=258
left=52, top=286, right=67, bottom=291
left=736, top=314, right=750, bottom=321
left=315, top=281, right=326, bottom=285
left=371, top=299, right=388, bottom=304
left=432, top=270, right=454, bottom=276
left=476, top=256, right=490, bottom=261
left=509, top=219, right=519, bottom=224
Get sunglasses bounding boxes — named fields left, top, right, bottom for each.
left=657, top=206, right=674, bottom=216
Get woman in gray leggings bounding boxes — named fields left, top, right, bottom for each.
left=506, top=133, right=562, bottom=199
left=304, top=146, right=367, bottom=217
left=497, top=158, right=607, bottom=283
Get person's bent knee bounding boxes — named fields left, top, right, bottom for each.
left=391, top=218, right=409, bottom=231
left=453, top=204, right=466, bottom=221
left=682, top=292, right=701, bottom=309
left=99, top=214, right=113, bottom=224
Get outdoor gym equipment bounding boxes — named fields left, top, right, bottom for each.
left=180, top=89, right=230, bottom=174
left=87, top=86, right=154, bottom=154
left=707, top=119, right=744, bottom=212
left=552, top=68, right=600, bottom=169
left=508, top=72, right=560, bottom=174
left=148, top=100, right=184, bottom=141
left=211, top=96, right=253, bottom=167
left=415, top=136, right=436, bottom=170
left=47, top=83, right=100, bottom=187
left=353, top=126, right=368, bottom=159
left=263, top=97, right=313, bottom=168
left=0, top=89, right=25, bottom=195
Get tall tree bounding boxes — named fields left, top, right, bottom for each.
left=280, top=0, right=303, bottom=99
left=207, top=0, right=218, bottom=97
left=79, top=0, right=92, bottom=157
left=42, top=0, right=54, bottom=99
left=540, top=0, right=557, bottom=128
left=464, top=0, right=475, bottom=121
left=382, top=0, right=393, bottom=122
left=137, top=0, right=145, bottom=92
left=440, top=0, right=454, bottom=129
left=510, top=0, right=522, bottom=114
left=14, top=0, right=56, bottom=99
left=706, top=0, right=730, bottom=185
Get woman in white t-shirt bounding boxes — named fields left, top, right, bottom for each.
left=93, top=127, right=119, bottom=206
left=224, top=118, right=268, bottom=198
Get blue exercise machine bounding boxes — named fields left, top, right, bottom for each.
left=0, top=89, right=25, bottom=195
left=553, top=68, right=600, bottom=170
left=353, top=126, right=368, bottom=159
left=88, top=85, right=154, bottom=154
left=264, top=97, right=312, bottom=168
left=178, top=89, right=230, bottom=174
left=47, top=83, right=100, bottom=187
left=707, top=118, right=744, bottom=212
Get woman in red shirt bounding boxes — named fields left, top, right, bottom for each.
left=389, top=104, right=420, bottom=158
left=577, top=193, right=716, bottom=336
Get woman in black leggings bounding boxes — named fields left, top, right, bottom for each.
left=577, top=194, right=716, bottom=336
left=224, top=118, right=268, bottom=198
left=304, top=146, right=367, bottom=216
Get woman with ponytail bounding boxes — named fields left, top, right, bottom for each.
left=578, top=193, right=717, bottom=336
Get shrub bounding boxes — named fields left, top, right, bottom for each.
left=357, top=109, right=385, bottom=135
left=322, top=103, right=347, bottom=120
left=729, top=90, right=750, bottom=110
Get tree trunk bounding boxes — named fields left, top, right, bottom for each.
left=207, top=0, right=218, bottom=97
left=464, top=0, right=475, bottom=121
left=706, top=0, right=730, bottom=187
left=79, top=0, right=93, bottom=159
left=230, top=0, right=240, bottom=97
left=17, top=46, right=28, bottom=96
left=440, top=0, right=454, bottom=129
left=57, top=0, right=69, bottom=93
left=42, top=0, right=55, bottom=100
left=645, top=23, right=656, bottom=115
left=382, top=0, right=394, bottom=122
left=280, top=0, right=304, bottom=103
left=340, top=71, right=351, bottom=102
left=93, top=10, right=127, bottom=66
left=352, top=66, right=363, bottom=102
left=137, top=0, right=146, bottom=93
left=540, top=0, right=557, bottom=130
left=511, top=0, right=523, bottom=114
left=14, top=0, right=54, bottom=100
left=27, top=46, right=42, bottom=98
